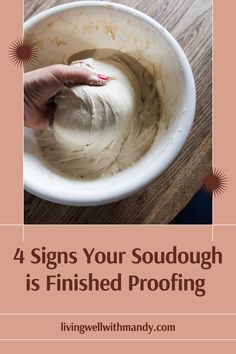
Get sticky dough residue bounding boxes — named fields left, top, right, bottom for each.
left=37, top=49, right=163, bottom=179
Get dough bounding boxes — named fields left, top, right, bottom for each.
left=37, top=49, right=162, bottom=178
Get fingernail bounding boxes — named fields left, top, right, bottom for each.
left=97, top=74, right=110, bottom=80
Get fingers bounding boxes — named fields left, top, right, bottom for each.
left=24, top=64, right=110, bottom=130
left=24, top=107, right=49, bottom=130
left=51, top=64, right=109, bottom=87
left=24, top=96, right=56, bottom=130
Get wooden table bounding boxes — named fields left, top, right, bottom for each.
left=24, top=0, right=212, bottom=224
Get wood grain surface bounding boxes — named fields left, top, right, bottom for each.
left=24, top=0, right=212, bottom=224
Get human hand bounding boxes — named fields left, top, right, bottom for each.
left=24, top=64, right=109, bottom=129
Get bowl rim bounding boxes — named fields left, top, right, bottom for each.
left=24, top=1, right=196, bottom=206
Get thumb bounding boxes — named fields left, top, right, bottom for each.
left=51, top=64, right=109, bottom=86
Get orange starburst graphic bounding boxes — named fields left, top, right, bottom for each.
left=201, top=168, right=227, bottom=197
left=9, top=37, right=38, bottom=67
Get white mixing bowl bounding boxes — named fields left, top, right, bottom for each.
left=24, top=1, right=196, bottom=206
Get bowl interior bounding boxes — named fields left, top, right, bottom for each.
left=24, top=1, right=195, bottom=205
